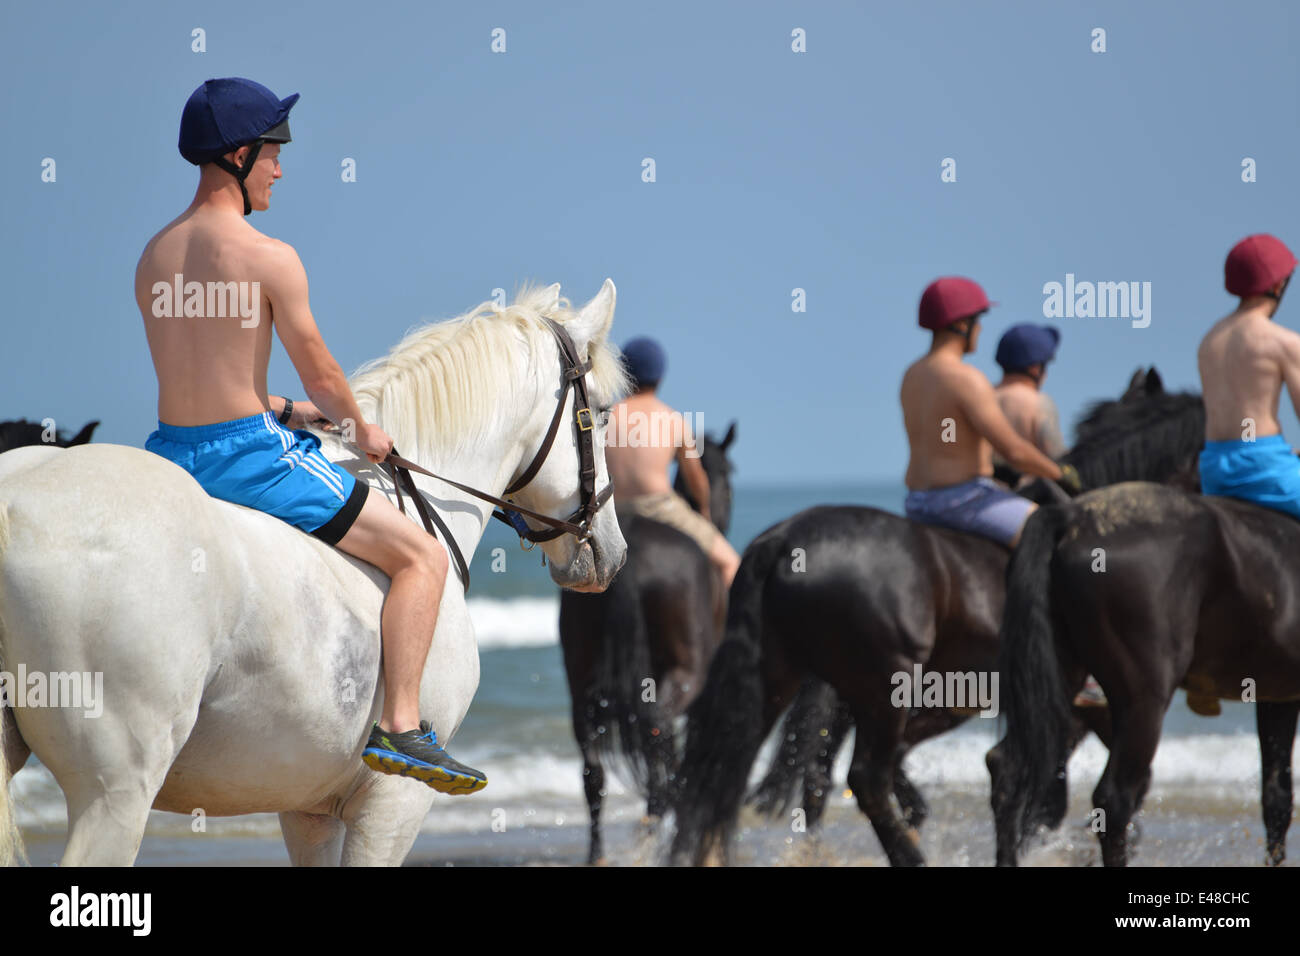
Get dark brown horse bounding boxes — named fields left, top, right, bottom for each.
left=558, top=423, right=735, bottom=863
left=0, top=419, right=98, bottom=454
left=990, top=481, right=1300, bottom=866
left=668, top=371, right=1204, bottom=866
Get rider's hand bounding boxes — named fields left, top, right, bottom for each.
left=357, top=423, right=394, bottom=463
left=290, top=400, right=328, bottom=429
left=1057, top=462, right=1084, bottom=496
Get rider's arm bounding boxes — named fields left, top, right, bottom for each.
left=268, top=395, right=327, bottom=429
left=677, top=450, right=712, bottom=520
left=676, top=415, right=711, bottom=519
left=262, top=245, right=369, bottom=434
left=959, top=372, right=1063, bottom=480
left=1036, top=393, right=1069, bottom=458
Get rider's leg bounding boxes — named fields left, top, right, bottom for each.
left=708, top=533, right=741, bottom=590
left=333, top=491, right=448, bottom=734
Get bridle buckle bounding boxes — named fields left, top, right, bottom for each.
left=576, top=407, right=594, bottom=432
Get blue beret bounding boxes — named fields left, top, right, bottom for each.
left=621, top=337, right=666, bottom=388
left=996, top=324, right=1060, bottom=372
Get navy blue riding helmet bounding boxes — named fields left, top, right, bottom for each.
left=622, top=337, right=667, bottom=390
left=996, top=324, right=1060, bottom=377
left=178, top=78, right=299, bottom=215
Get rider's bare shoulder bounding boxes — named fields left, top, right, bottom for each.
left=1269, top=320, right=1300, bottom=365
left=251, top=237, right=308, bottom=291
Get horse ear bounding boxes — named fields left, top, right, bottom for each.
left=572, top=278, right=617, bottom=349
left=1122, top=368, right=1146, bottom=401
left=68, top=420, right=100, bottom=446
left=721, top=421, right=737, bottom=450
left=1144, top=366, right=1164, bottom=395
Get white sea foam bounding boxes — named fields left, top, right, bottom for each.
left=807, top=726, right=1268, bottom=792
left=467, top=596, right=559, bottom=649
left=11, top=729, right=1270, bottom=842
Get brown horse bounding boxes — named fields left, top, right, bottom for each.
left=558, top=424, right=735, bottom=863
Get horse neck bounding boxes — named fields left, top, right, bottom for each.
left=358, top=350, right=537, bottom=565
left=1069, top=397, right=1205, bottom=486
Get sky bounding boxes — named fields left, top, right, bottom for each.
left=3, top=0, right=1299, bottom=484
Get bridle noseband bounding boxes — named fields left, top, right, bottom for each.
left=382, top=316, right=614, bottom=592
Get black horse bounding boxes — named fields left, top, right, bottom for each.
left=0, top=418, right=98, bottom=454
left=559, top=422, right=736, bottom=863
left=990, top=476, right=1300, bottom=866
left=749, top=369, right=1191, bottom=828
left=668, top=371, right=1205, bottom=866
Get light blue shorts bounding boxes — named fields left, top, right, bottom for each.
left=905, top=476, right=1034, bottom=547
left=145, top=411, right=368, bottom=544
left=1199, top=434, right=1300, bottom=520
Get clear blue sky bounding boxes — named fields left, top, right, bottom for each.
left=4, top=1, right=1298, bottom=483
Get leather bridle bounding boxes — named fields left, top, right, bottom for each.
left=381, top=316, right=613, bottom=592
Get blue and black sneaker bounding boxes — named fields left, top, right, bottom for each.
left=362, top=721, right=487, bottom=795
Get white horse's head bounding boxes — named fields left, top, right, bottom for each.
left=348, top=279, right=630, bottom=592
left=506, top=279, right=628, bottom=592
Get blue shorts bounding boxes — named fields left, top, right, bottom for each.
left=1199, top=434, right=1300, bottom=520
left=905, top=476, right=1034, bottom=547
left=146, top=411, right=369, bottom=545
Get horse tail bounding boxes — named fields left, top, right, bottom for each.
left=589, top=558, right=663, bottom=792
left=668, top=524, right=785, bottom=864
left=749, top=678, right=841, bottom=817
left=991, top=504, right=1073, bottom=859
left=0, top=502, right=28, bottom=866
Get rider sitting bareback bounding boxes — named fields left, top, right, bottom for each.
left=605, top=337, right=741, bottom=589
left=1198, top=234, right=1300, bottom=516
left=992, top=324, right=1068, bottom=487
left=900, top=277, right=1081, bottom=549
left=135, top=78, right=484, bottom=794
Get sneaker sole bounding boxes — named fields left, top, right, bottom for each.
left=362, top=749, right=487, bottom=795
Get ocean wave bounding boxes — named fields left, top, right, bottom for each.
left=11, top=729, right=1270, bottom=843
left=468, top=596, right=559, bottom=649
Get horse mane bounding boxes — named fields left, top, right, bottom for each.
left=348, top=283, right=629, bottom=457
left=1066, top=389, right=1206, bottom=488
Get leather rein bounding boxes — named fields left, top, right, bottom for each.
left=380, top=316, right=612, bottom=593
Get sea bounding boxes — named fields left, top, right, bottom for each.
left=11, top=481, right=1282, bottom=866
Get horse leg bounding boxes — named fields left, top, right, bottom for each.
left=846, top=708, right=925, bottom=867
left=54, top=717, right=189, bottom=866
left=339, top=775, right=435, bottom=865
left=1091, top=700, right=1163, bottom=867
left=279, top=811, right=346, bottom=866
left=894, top=708, right=970, bottom=830
left=572, top=700, right=607, bottom=865
left=1256, top=700, right=1299, bottom=866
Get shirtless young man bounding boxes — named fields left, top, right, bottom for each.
left=992, top=324, right=1067, bottom=486
left=605, top=337, right=741, bottom=588
left=901, top=277, right=1081, bottom=548
left=136, top=78, right=484, bottom=793
left=1198, top=234, right=1300, bottom=515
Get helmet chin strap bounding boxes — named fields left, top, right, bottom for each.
left=211, top=140, right=265, bottom=216
left=958, top=310, right=985, bottom=349
left=1267, top=273, right=1293, bottom=311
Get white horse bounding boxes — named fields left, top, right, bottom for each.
left=0, top=280, right=628, bottom=866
